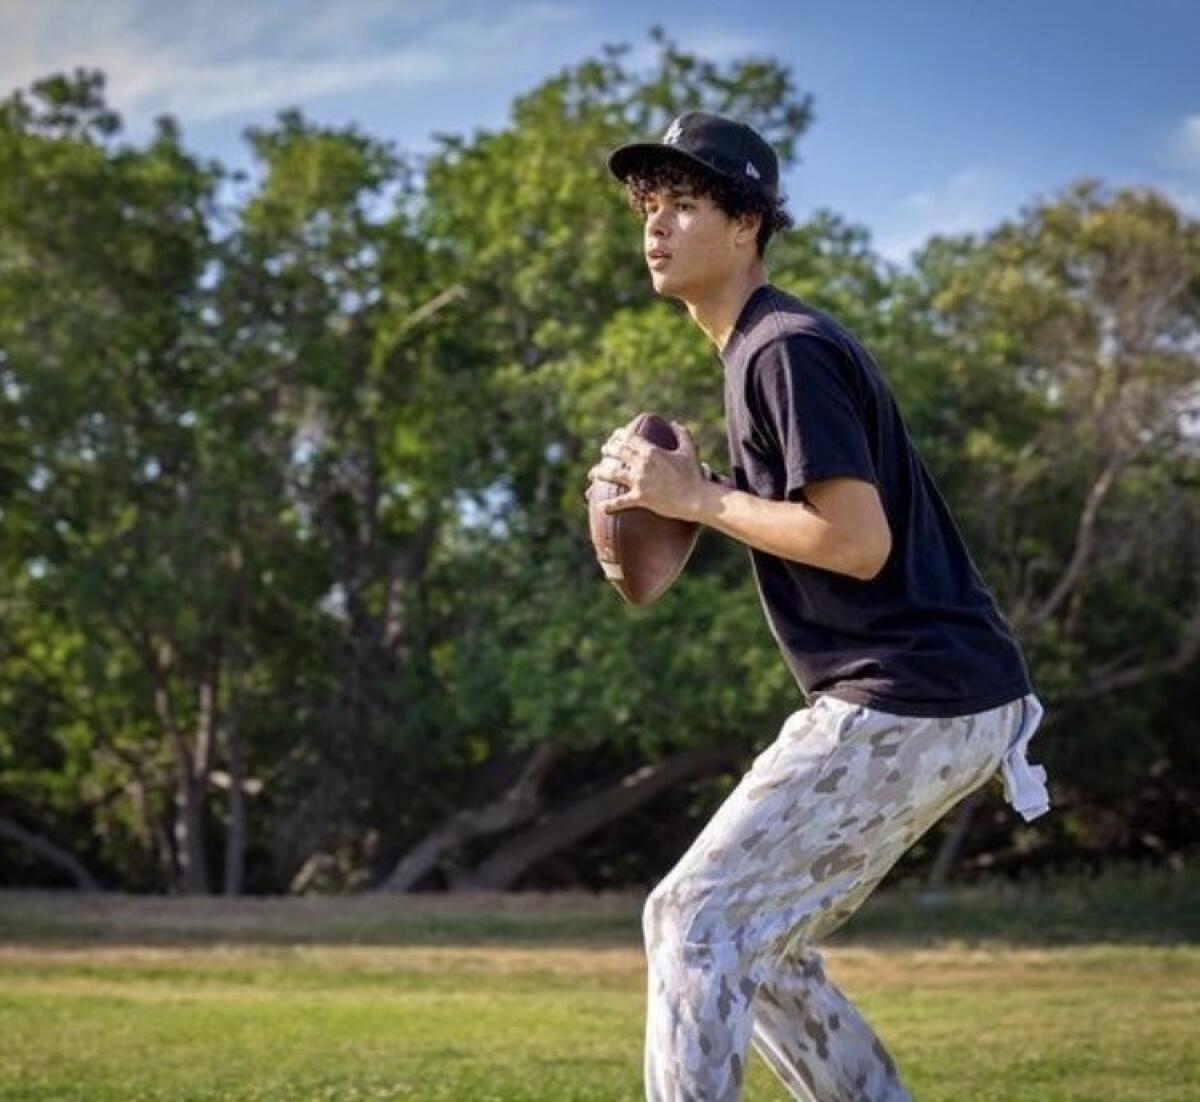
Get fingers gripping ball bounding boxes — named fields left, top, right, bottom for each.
left=585, top=412, right=701, bottom=606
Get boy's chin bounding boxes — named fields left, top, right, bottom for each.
left=649, top=270, right=687, bottom=300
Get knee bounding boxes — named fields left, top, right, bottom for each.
left=643, top=877, right=737, bottom=953
left=641, top=883, right=674, bottom=951
left=642, top=880, right=702, bottom=950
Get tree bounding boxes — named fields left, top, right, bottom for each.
left=374, top=32, right=827, bottom=890
left=4, top=46, right=1196, bottom=896
left=0, top=71, right=236, bottom=891
left=894, top=179, right=1200, bottom=882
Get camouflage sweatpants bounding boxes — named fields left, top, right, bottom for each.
left=642, top=691, right=1049, bottom=1101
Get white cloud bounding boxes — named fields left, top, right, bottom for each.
left=0, top=0, right=582, bottom=124
left=1155, top=182, right=1200, bottom=218
left=1117, top=113, right=1200, bottom=221
left=1164, top=113, right=1200, bottom=173
left=874, top=167, right=1015, bottom=266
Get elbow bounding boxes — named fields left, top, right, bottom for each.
left=848, top=528, right=892, bottom=582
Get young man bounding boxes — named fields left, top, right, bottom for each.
left=587, top=111, right=1051, bottom=1102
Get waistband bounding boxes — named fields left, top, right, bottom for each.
left=1000, top=694, right=1050, bottom=822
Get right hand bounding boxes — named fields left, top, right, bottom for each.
left=584, top=420, right=638, bottom=500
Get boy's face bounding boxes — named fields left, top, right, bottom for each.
left=640, top=184, right=755, bottom=301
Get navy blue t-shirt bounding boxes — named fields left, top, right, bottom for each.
left=718, top=283, right=1033, bottom=717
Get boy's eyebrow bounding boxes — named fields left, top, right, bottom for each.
left=636, top=185, right=699, bottom=209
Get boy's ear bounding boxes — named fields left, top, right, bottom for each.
left=735, top=210, right=762, bottom=245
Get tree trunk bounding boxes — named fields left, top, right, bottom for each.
left=175, top=770, right=209, bottom=894
left=222, top=707, right=247, bottom=896
left=923, top=789, right=984, bottom=897
left=375, top=741, right=564, bottom=892
left=0, top=815, right=101, bottom=890
left=448, top=743, right=738, bottom=892
left=173, top=665, right=219, bottom=894
left=148, top=634, right=212, bottom=895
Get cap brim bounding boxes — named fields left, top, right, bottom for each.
left=607, top=142, right=724, bottom=184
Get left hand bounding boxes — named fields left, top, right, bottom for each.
left=596, top=420, right=707, bottom=522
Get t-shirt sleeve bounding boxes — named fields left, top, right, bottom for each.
left=748, top=334, right=877, bottom=502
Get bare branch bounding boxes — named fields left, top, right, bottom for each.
left=0, top=815, right=101, bottom=890
left=1063, top=585, right=1200, bottom=702
left=1026, top=455, right=1123, bottom=630
left=450, top=742, right=740, bottom=892
left=390, top=284, right=467, bottom=341
left=374, top=740, right=564, bottom=893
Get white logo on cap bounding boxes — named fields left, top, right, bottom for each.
left=745, top=161, right=761, bottom=180
left=663, top=119, right=684, bottom=144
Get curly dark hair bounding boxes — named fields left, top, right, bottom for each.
left=621, top=153, right=794, bottom=258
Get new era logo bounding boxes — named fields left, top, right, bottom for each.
left=663, top=119, right=684, bottom=144
left=745, top=161, right=761, bottom=180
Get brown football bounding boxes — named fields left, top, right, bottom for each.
left=586, top=412, right=701, bottom=606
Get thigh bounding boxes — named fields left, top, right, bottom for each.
left=649, top=698, right=842, bottom=912
left=800, top=697, right=1020, bottom=943
left=652, top=695, right=1019, bottom=955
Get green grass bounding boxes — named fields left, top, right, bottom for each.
left=1, top=940, right=1197, bottom=1100
left=1, top=865, right=1197, bottom=1100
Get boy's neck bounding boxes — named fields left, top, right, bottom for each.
left=685, top=264, right=769, bottom=354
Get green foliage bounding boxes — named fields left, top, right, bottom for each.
left=1, top=38, right=1197, bottom=894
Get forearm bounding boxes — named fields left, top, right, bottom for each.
left=692, top=480, right=868, bottom=578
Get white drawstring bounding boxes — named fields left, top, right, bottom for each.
left=999, top=694, right=1050, bottom=822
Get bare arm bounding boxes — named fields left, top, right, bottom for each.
left=595, top=425, right=891, bottom=582
left=693, top=475, right=892, bottom=581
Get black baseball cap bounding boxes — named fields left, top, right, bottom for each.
left=607, top=111, right=780, bottom=197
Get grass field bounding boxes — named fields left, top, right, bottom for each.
left=1, top=866, right=1197, bottom=1101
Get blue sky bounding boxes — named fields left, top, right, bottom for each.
left=3, top=0, right=1198, bottom=267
